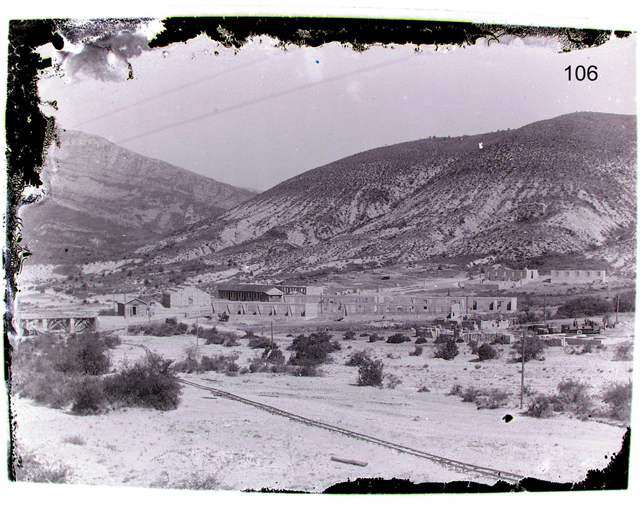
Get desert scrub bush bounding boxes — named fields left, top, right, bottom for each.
left=384, top=373, right=403, bottom=389
left=477, top=343, right=497, bottom=361
left=201, top=354, right=240, bottom=374
left=415, top=337, right=427, bottom=345
left=475, top=389, right=510, bottom=409
left=447, top=383, right=463, bottom=396
left=613, top=341, right=633, bottom=361
left=71, top=376, right=107, bottom=415
left=460, top=386, right=482, bottom=403
left=357, top=358, right=384, bottom=387
left=203, top=328, right=238, bottom=346
left=434, top=339, right=458, bottom=360
left=386, top=333, right=410, bottom=344
left=556, top=380, right=593, bottom=415
left=103, top=353, right=181, bottom=410
left=288, top=364, right=322, bottom=377
left=247, top=335, right=274, bottom=349
left=556, top=295, right=613, bottom=318
left=287, top=331, right=337, bottom=366
left=346, top=349, right=372, bottom=367
left=13, top=451, right=71, bottom=483
left=409, top=346, right=423, bottom=356
left=368, top=333, right=381, bottom=343
left=151, top=472, right=222, bottom=490
left=526, top=394, right=561, bottom=418
left=492, top=334, right=511, bottom=345
left=62, top=435, right=86, bottom=446
left=343, top=330, right=356, bottom=340
left=128, top=320, right=190, bottom=337
left=467, top=339, right=479, bottom=354
left=511, top=336, right=546, bottom=362
left=601, top=381, right=632, bottom=422
left=417, top=385, right=430, bottom=393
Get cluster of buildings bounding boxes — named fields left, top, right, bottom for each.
left=114, top=264, right=607, bottom=322
left=483, top=266, right=606, bottom=285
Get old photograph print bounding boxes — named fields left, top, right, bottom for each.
left=5, top=15, right=636, bottom=494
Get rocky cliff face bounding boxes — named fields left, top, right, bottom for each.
left=141, top=112, right=636, bottom=273
left=19, top=129, right=256, bottom=264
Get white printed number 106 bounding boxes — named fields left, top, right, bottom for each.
left=565, top=65, right=598, bottom=81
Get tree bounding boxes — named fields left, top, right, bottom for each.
left=435, top=339, right=458, bottom=360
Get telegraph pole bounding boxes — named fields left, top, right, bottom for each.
left=520, top=331, right=526, bottom=409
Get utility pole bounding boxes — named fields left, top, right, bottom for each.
left=520, top=331, right=526, bottom=409
left=270, top=321, right=274, bottom=347
left=616, top=292, right=620, bottom=324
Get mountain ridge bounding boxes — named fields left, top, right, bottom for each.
left=138, top=111, right=636, bottom=274
left=20, top=129, right=256, bottom=264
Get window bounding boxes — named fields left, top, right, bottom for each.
left=132, top=306, right=137, bottom=315
left=472, top=301, right=477, bottom=311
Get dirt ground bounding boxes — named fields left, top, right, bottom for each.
left=9, top=315, right=634, bottom=493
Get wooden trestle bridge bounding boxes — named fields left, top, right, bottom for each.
left=15, top=312, right=98, bottom=336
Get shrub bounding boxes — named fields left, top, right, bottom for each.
left=417, top=385, right=430, bottom=393
left=447, top=383, right=463, bottom=396
left=368, top=333, right=380, bottom=343
left=288, top=332, right=337, bottom=366
left=247, top=335, right=274, bottom=349
left=556, top=295, right=613, bottom=318
left=601, top=381, right=632, bottom=422
left=434, top=339, right=458, bottom=360
left=103, top=353, right=181, bottom=411
left=556, top=380, right=593, bottom=415
left=460, top=386, right=481, bottom=403
left=511, top=336, right=546, bottom=362
left=493, top=334, right=511, bottom=345
left=331, top=340, right=342, bottom=351
left=288, top=364, right=321, bottom=377
left=409, top=346, right=423, bottom=356
left=71, top=377, right=106, bottom=415
left=526, top=394, right=561, bottom=418
left=203, top=329, right=238, bottom=346
left=53, top=332, right=112, bottom=376
left=613, top=341, right=633, bottom=361
left=415, top=337, right=428, bottom=345
left=201, top=354, right=240, bottom=374
left=357, top=358, right=384, bottom=387
left=434, top=334, right=452, bottom=344
left=386, top=333, right=410, bottom=344
left=346, top=350, right=371, bottom=367
left=128, top=321, right=190, bottom=337
left=13, top=451, right=71, bottom=483
left=616, top=290, right=635, bottom=312
left=477, top=343, right=497, bottom=361
left=467, top=339, right=479, bottom=354
left=385, top=374, right=403, bottom=389
left=360, top=333, right=370, bottom=338
left=343, top=331, right=356, bottom=340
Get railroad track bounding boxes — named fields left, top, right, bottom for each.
left=124, top=342, right=524, bottom=483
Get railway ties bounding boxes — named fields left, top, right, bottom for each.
left=177, top=377, right=525, bottom=484
left=121, top=344, right=523, bottom=483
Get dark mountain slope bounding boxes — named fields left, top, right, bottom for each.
left=19, top=129, right=256, bottom=264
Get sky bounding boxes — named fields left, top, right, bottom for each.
left=36, top=22, right=636, bottom=192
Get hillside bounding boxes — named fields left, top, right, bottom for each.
left=111, top=112, right=639, bottom=274
left=19, top=129, right=256, bottom=264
